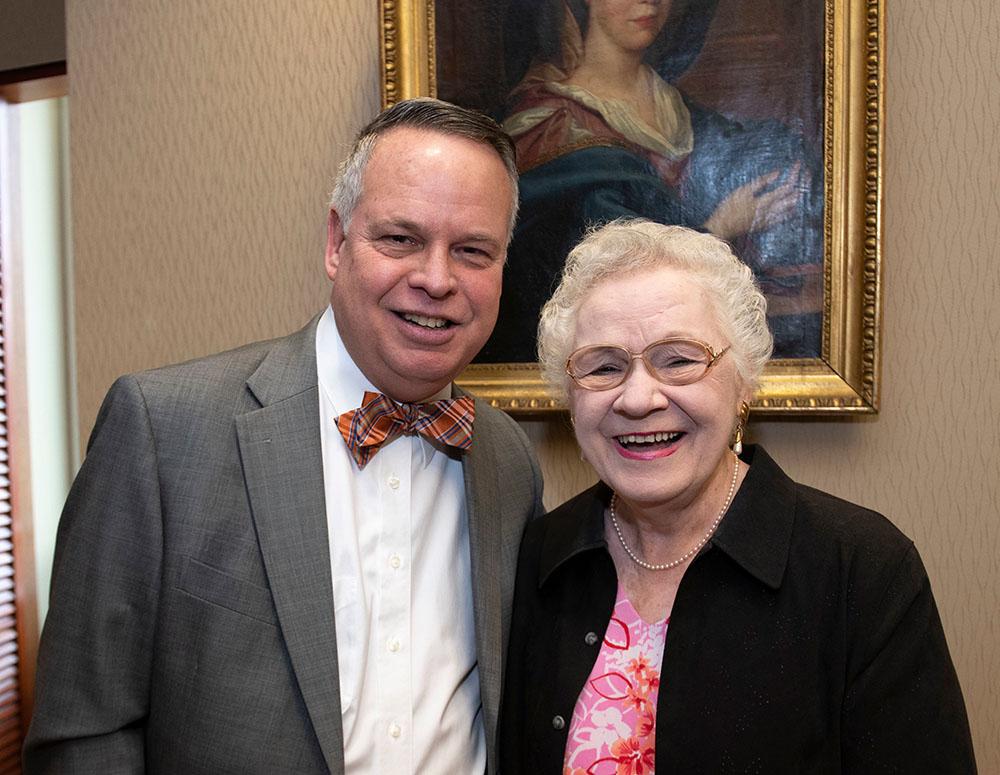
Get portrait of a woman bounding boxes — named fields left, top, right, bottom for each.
left=478, top=0, right=824, bottom=362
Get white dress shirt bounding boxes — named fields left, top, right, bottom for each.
left=316, top=307, right=485, bottom=773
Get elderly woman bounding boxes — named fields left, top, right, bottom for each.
left=500, top=221, right=976, bottom=773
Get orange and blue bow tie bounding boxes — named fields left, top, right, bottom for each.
left=336, top=390, right=475, bottom=468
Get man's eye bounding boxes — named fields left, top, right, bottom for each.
left=457, top=245, right=497, bottom=265
left=375, top=234, right=420, bottom=253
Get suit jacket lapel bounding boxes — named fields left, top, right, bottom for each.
left=236, top=318, right=345, bottom=774
left=461, top=396, right=504, bottom=770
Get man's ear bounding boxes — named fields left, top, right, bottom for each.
left=324, top=209, right=347, bottom=282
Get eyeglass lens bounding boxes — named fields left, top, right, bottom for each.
left=570, top=340, right=714, bottom=389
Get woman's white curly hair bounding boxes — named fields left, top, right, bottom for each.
left=537, top=219, right=774, bottom=403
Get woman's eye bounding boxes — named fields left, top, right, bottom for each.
left=589, top=363, right=624, bottom=376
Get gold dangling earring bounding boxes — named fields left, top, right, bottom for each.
left=732, top=401, right=750, bottom=456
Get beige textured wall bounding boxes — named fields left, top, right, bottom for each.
left=68, top=0, right=999, bottom=768
left=68, top=0, right=381, bottom=430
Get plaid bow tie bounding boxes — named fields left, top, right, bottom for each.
left=336, top=390, right=476, bottom=468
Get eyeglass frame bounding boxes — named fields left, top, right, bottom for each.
left=565, top=337, right=731, bottom=391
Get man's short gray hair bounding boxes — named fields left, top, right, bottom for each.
left=330, top=98, right=519, bottom=238
left=537, top=220, right=774, bottom=403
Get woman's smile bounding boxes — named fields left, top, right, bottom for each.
left=614, top=430, right=684, bottom=460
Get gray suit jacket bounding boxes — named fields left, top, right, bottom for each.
left=24, top=318, right=544, bottom=774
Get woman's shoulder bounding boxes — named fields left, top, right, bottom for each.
left=521, top=482, right=607, bottom=555
left=791, top=479, right=913, bottom=559
left=742, top=448, right=929, bottom=627
left=746, top=446, right=915, bottom=565
left=784, top=474, right=927, bottom=604
left=527, top=481, right=604, bottom=530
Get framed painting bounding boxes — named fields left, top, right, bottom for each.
left=380, top=0, right=883, bottom=415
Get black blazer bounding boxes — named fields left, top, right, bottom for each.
left=501, top=446, right=976, bottom=773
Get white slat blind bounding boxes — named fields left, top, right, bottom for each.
left=0, top=193, right=25, bottom=774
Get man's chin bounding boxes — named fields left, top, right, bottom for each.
left=380, top=363, right=469, bottom=402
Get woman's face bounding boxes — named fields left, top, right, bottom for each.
left=568, top=266, right=749, bottom=514
left=585, top=0, right=672, bottom=55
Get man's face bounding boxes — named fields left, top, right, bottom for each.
left=325, top=127, right=514, bottom=403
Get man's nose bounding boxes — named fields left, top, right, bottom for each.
left=410, top=244, right=457, bottom=297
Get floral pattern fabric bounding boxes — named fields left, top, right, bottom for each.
left=563, top=586, right=668, bottom=775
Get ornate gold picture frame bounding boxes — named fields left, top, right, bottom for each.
left=380, top=0, right=883, bottom=416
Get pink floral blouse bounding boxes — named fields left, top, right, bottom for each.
left=562, top=585, right=669, bottom=775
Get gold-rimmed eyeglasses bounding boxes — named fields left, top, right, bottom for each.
left=566, top=338, right=731, bottom=391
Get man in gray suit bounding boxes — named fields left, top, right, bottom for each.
left=25, top=99, right=543, bottom=773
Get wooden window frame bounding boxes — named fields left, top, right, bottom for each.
left=0, top=60, right=68, bottom=772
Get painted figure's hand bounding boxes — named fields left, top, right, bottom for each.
left=703, top=162, right=805, bottom=241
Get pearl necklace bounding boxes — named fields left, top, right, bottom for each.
left=609, top=453, right=740, bottom=572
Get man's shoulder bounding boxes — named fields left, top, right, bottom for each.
left=107, top=318, right=319, bottom=417
left=470, top=398, right=532, bottom=451
left=466, top=397, right=541, bottom=481
left=135, top=335, right=283, bottom=387
left=471, top=397, right=519, bottom=431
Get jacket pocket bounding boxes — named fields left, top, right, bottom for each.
left=176, top=556, right=279, bottom=626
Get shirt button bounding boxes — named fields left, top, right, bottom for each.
left=387, top=637, right=401, bottom=653
left=387, top=475, right=400, bottom=490
left=389, top=553, right=402, bottom=569
left=388, top=722, right=402, bottom=739
left=584, top=631, right=599, bottom=646
left=551, top=715, right=565, bottom=730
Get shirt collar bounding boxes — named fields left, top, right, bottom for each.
left=537, top=483, right=610, bottom=588
left=710, top=445, right=794, bottom=589
left=316, top=305, right=379, bottom=416
left=316, top=305, right=451, bottom=467
left=538, top=445, right=795, bottom=591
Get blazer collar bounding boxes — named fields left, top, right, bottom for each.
left=240, top=317, right=491, bottom=772
left=245, top=314, right=322, bottom=408
left=538, top=445, right=795, bottom=591
left=538, top=484, right=609, bottom=588
left=709, top=445, right=794, bottom=590
left=459, top=394, right=504, bottom=771
left=237, top=314, right=345, bottom=773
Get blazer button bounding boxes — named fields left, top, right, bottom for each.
left=584, top=631, right=599, bottom=645
left=551, top=715, right=566, bottom=730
